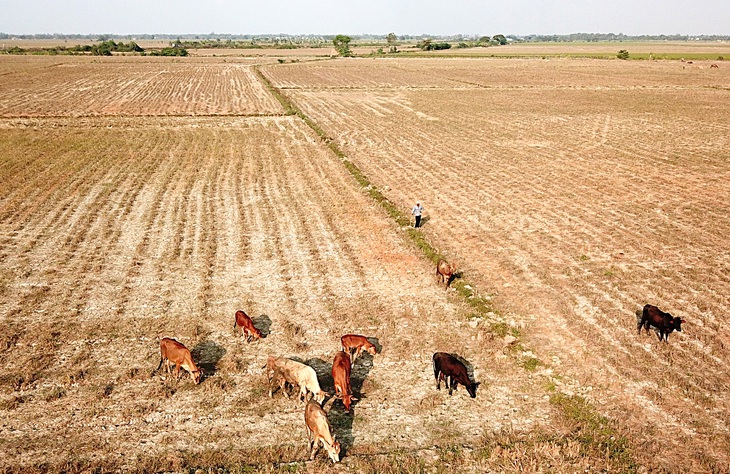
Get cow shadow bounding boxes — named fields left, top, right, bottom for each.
left=333, top=352, right=374, bottom=457
left=191, top=340, right=227, bottom=380
left=305, top=357, right=334, bottom=393
left=253, top=314, right=272, bottom=338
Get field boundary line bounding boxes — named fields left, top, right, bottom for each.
left=253, top=64, right=638, bottom=472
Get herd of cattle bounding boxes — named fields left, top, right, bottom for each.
left=153, top=259, right=685, bottom=463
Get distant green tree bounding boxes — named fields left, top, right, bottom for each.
left=617, top=49, right=630, bottom=60
left=492, top=34, right=507, bottom=45
left=333, top=35, right=352, bottom=56
left=386, top=32, right=398, bottom=53
left=417, top=39, right=451, bottom=51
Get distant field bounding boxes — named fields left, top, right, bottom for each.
left=1, top=51, right=730, bottom=472
left=0, top=57, right=284, bottom=117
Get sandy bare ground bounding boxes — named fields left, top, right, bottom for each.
left=263, top=57, right=730, bottom=472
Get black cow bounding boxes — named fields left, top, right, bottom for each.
left=432, top=352, right=479, bottom=398
left=637, top=304, right=685, bottom=342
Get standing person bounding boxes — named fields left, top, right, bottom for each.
left=412, top=201, right=424, bottom=228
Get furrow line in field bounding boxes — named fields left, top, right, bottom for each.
left=106, top=139, right=189, bottom=324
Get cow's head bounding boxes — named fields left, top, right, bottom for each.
left=340, top=393, right=359, bottom=413
left=673, top=317, right=685, bottom=332
left=467, top=382, right=481, bottom=398
left=366, top=345, right=377, bottom=356
left=314, top=391, right=326, bottom=404
left=326, top=436, right=341, bottom=463
left=191, top=368, right=203, bottom=384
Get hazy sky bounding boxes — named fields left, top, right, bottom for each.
left=1, top=0, right=728, bottom=36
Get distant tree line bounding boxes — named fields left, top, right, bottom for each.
left=1, top=40, right=144, bottom=56
left=4, top=32, right=730, bottom=43
left=0, top=40, right=193, bottom=56
left=516, top=33, right=730, bottom=42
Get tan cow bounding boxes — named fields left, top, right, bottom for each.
left=265, top=356, right=326, bottom=403
left=436, top=259, right=455, bottom=288
left=305, top=399, right=340, bottom=462
left=156, top=338, right=202, bottom=384
left=340, top=334, right=377, bottom=362
left=233, top=309, right=262, bottom=342
left=332, top=351, right=357, bottom=413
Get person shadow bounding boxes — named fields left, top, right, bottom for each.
left=420, top=215, right=431, bottom=227
left=253, top=314, right=273, bottom=338
left=190, top=340, right=227, bottom=380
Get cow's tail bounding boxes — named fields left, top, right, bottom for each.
left=432, top=355, right=439, bottom=380
left=155, top=357, right=164, bottom=373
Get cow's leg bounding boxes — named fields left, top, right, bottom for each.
left=173, top=364, right=182, bottom=382
left=310, top=436, right=322, bottom=460
left=448, top=376, right=454, bottom=396
left=436, top=371, right=442, bottom=390
left=306, top=427, right=314, bottom=452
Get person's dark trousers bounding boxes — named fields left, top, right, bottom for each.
left=415, top=216, right=421, bottom=228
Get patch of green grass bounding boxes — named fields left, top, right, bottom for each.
left=520, top=357, right=541, bottom=371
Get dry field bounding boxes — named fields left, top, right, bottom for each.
left=0, top=56, right=284, bottom=117
left=0, top=51, right=729, bottom=473
left=263, top=57, right=730, bottom=471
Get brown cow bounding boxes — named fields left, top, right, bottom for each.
left=340, top=334, right=377, bottom=362
left=305, top=399, right=341, bottom=462
left=432, top=352, right=478, bottom=397
left=233, top=310, right=262, bottom=342
left=156, top=338, right=202, bottom=384
left=637, top=304, right=685, bottom=342
left=332, top=351, right=357, bottom=413
left=436, top=259, right=455, bottom=288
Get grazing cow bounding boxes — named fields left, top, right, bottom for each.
left=332, top=351, right=357, bottom=413
left=265, top=356, right=326, bottom=403
left=432, top=352, right=478, bottom=398
left=156, top=338, right=202, bottom=384
left=436, top=259, right=455, bottom=288
left=340, top=334, right=377, bottom=362
left=710, top=63, right=719, bottom=68
left=233, top=310, right=262, bottom=342
left=637, top=304, right=685, bottom=342
left=304, top=399, right=340, bottom=463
